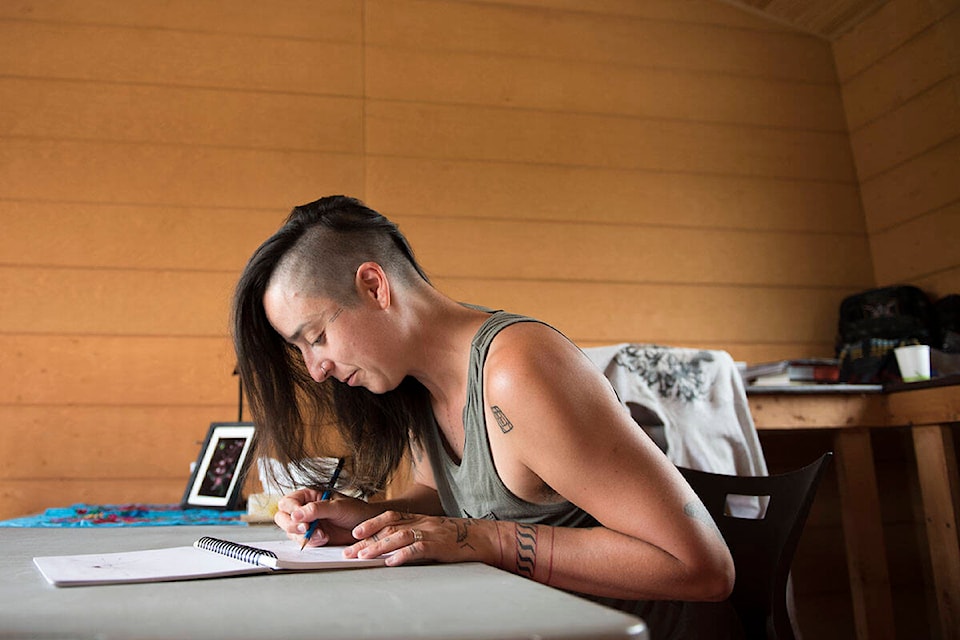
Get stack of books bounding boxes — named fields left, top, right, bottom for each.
left=741, top=358, right=840, bottom=387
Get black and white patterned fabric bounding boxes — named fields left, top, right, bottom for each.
left=583, top=344, right=768, bottom=515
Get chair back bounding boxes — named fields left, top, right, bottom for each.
left=678, top=453, right=832, bottom=640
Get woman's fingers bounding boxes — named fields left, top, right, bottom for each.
left=276, top=488, right=321, bottom=516
left=351, top=509, right=415, bottom=540
left=279, top=493, right=381, bottom=547
left=346, top=511, right=428, bottom=564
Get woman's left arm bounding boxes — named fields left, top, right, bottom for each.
left=348, top=325, right=734, bottom=602
left=472, top=324, right=735, bottom=602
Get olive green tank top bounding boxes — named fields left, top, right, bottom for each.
left=421, top=310, right=599, bottom=528
left=420, top=311, right=741, bottom=639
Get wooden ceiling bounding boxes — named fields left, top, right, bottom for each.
left=719, top=0, right=890, bottom=40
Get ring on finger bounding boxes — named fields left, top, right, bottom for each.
left=411, top=528, right=423, bottom=543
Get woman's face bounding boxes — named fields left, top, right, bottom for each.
left=262, top=273, right=403, bottom=394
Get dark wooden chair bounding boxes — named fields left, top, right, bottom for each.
left=678, top=453, right=833, bottom=640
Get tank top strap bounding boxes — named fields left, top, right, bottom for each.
left=466, top=311, right=540, bottom=400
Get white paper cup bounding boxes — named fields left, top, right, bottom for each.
left=894, top=344, right=931, bottom=382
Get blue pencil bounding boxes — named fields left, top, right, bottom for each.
left=300, top=457, right=345, bottom=550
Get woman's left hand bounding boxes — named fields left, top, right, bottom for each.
left=344, top=510, right=499, bottom=567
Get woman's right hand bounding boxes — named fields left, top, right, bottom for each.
left=275, top=488, right=378, bottom=547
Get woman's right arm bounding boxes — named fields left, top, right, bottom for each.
left=382, top=439, right=444, bottom=514
left=275, top=441, right=442, bottom=545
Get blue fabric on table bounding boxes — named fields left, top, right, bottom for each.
left=0, top=503, right=246, bottom=527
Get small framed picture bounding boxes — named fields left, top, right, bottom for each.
left=181, top=422, right=256, bottom=510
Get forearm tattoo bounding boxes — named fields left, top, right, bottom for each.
left=455, top=519, right=476, bottom=552
left=491, top=405, right=514, bottom=433
left=497, top=522, right=555, bottom=584
left=455, top=521, right=469, bottom=542
left=439, top=517, right=478, bottom=553
left=515, top=523, right=538, bottom=578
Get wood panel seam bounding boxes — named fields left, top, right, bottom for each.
left=859, top=131, right=960, bottom=187
left=832, top=5, right=960, bottom=85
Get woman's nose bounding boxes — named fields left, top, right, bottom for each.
left=305, top=352, right=331, bottom=382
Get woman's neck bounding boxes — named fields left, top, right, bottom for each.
left=403, top=290, right=490, bottom=405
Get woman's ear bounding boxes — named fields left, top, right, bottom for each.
left=355, top=262, right=390, bottom=309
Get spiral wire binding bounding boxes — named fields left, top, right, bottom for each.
left=196, top=536, right=278, bottom=565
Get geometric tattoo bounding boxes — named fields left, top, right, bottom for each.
left=515, top=523, right=537, bottom=578
left=455, top=519, right=476, bottom=552
left=684, top=500, right=723, bottom=540
left=491, top=405, right=514, bottom=433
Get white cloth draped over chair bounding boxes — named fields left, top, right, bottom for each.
left=583, top=344, right=768, bottom=515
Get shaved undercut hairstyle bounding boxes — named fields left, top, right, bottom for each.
left=232, top=195, right=431, bottom=496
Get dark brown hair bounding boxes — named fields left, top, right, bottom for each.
left=232, top=196, right=431, bottom=496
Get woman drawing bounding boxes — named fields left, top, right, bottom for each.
left=232, top=195, right=738, bottom=639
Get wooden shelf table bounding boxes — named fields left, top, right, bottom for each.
left=748, top=377, right=960, bottom=640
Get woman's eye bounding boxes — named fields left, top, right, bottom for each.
left=311, top=333, right=325, bottom=346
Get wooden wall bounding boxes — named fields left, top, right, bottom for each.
left=0, top=0, right=870, bottom=522
left=826, top=3, right=960, bottom=638
left=0, top=1, right=367, bottom=518
left=833, top=0, right=960, bottom=295
left=16, top=2, right=960, bottom=638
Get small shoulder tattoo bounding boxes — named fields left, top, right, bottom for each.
left=491, top=405, right=514, bottom=433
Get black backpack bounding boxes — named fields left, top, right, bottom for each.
left=835, top=285, right=935, bottom=383
left=935, top=294, right=960, bottom=352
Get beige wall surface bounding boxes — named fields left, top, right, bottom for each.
left=833, top=0, right=960, bottom=294
left=0, top=1, right=870, bottom=518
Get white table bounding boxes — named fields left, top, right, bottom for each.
left=0, top=525, right=648, bottom=640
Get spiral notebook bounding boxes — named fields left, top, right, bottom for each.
left=33, top=537, right=389, bottom=587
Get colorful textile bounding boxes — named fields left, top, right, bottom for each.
left=0, top=503, right=246, bottom=527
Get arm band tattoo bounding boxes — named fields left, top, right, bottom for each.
left=545, top=526, right=555, bottom=586
left=491, top=405, right=514, bottom=433
left=515, top=523, right=537, bottom=578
